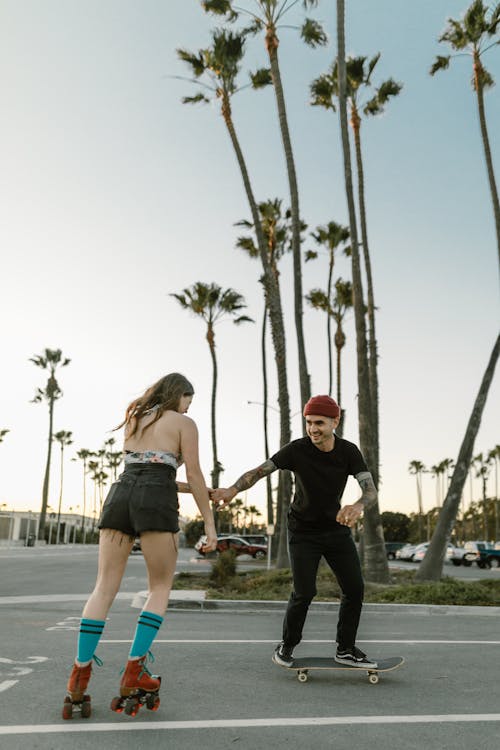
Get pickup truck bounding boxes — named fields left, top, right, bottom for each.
left=475, top=543, right=500, bottom=569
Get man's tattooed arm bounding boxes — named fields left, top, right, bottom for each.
left=233, top=460, right=278, bottom=493
left=354, top=471, right=378, bottom=508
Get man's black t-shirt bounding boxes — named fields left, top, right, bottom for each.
left=270, top=436, right=368, bottom=532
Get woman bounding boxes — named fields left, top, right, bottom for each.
left=63, top=372, right=217, bottom=719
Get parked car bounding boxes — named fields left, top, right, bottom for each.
left=195, top=535, right=267, bottom=559
left=409, top=543, right=430, bottom=562
left=385, top=542, right=406, bottom=560
left=396, top=543, right=418, bottom=561
left=463, top=541, right=500, bottom=568
left=131, top=538, right=142, bottom=553
left=446, top=544, right=479, bottom=566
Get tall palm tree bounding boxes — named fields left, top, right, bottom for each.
left=336, top=0, right=388, bottom=583
left=408, top=460, right=426, bottom=541
left=236, top=198, right=293, bottom=533
left=30, top=348, right=71, bottom=540
left=203, top=0, right=327, bottom=409
left=311, top=53, right=402, bottom=481
left=171, top=282, right=252, bottom=489
left=248, top=504, right=262, bottom=532
left=430, top=0, right=500, bottom=273
left=416, top=333, right=499, bottom=581
left=331, top=278, right=353, bottom=437
left=53, top=430, right=73, bottom=544
left=305, top=221, right=350, bottom=398
left=73, top=449, right=94, bottom=539
left=487, top=444, right=500, bottom=540
left=473, top=451, right=493, bottom=539
left=177, top=28, right=293, bottom=564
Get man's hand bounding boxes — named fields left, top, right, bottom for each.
left=210, top=487, right=237, bottom=510
left=336, top=501, right=364, bottom=528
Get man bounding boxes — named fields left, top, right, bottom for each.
left=212, top=394, right=378, bottom=668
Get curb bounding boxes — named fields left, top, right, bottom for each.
left=131, top=591, right=500, bottom=616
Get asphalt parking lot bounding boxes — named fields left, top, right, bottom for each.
left=0, top=546, right=499, bottom=749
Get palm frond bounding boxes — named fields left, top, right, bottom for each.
left=177, top=48, right=206, bottom=77
left=439, top=19, right=468, bottom=50
left=310, top=74, right=335, bottom=109
left=488, top=3, right=500, bottom=34
left=430, top=55, right=451, bottom=76
left=201, top=0, right=238, bottom=21
left=473, top=63, right=495, bottom=89
left=304, top=250, right=318, bottom=262
left=301, top=18, right=328, bottom=47
left=464, top=0, right=489, bottom=44
left=366, top=52, right=381, bottom=83
left=182, top=93, right=210, bottom=105
left=250, top=67, right=273, bottom=88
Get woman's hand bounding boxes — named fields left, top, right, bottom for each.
left=202, top=526, right=218, bottom=553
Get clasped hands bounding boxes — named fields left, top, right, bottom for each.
left=336, top=501, right=364, bottom=528
left=209, top=487, right=236, bottom=510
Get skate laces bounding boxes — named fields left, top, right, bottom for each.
left=92, top=655, right=103, bottom=667
left=138, top=651, right=155, bottom=679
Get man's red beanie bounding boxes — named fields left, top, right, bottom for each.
left=303, top=394, right=340, bottom=419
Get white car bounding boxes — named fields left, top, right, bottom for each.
left=409, top=543, right=430, bottom=562
left=446, top=544, right=479, bottom=567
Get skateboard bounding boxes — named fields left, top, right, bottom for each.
left=274, top=655, right=404, bottom=685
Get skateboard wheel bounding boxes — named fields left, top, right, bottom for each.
left=297, top=671, right=308, bottom=683
left=368, top=674, right=379, bottom=685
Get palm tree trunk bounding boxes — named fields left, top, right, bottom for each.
left=221, top=96, right=291, bottom=565
left=474, top=52, right=500, bottom=274
left=39, top=396, right=55, bottom=540
left=267, top=38, right=311, bottom=411
left=335, top=337, right=344, bottom=437
left=207, top=326, right=220, bottom=489
left=352, top=117, right=380, bottom=480
left=262, top=304, right=274, bottom=528
left=416, top=333, right=500, bottom=581
left=56, top=444, right=64, bottom=544
left=327, top=255, right=334, bottom=397
left=336, top=0, right=388, bottom=583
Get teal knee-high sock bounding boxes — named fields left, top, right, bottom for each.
left=129, top=611, right=164, bottom=659
left=76, top=618, right=106, bottom=665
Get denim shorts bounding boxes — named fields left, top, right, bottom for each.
left=98, top=463, right=179, bottom=537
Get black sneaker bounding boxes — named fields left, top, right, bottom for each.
left=272, top=642, right=294, bottom=667
left=335, top=646, right=377, bottom=669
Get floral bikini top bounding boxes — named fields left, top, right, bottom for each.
left=124, top=449, right=182, bottom=470
left=123, top=405, right=183, bottom=470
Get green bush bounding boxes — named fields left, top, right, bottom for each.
left=209, top=550, right=237, bottom=588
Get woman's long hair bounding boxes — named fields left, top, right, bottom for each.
left=116, top=373, right=194, bottom=438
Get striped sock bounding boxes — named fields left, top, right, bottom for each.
left=129, top=610, right=164, bottom=659
left=76, top=618, right=106, bottom=665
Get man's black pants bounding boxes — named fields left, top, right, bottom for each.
left=282, top=528, right=364, bottom=650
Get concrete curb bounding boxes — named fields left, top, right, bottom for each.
left=131, top=590, right=500, bottom=616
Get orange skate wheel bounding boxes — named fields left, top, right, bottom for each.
left=110, top=696, right=124, bottom=713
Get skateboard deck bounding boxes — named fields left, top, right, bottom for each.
left=274, top=655, right=404, bottom=684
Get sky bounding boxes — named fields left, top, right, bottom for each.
left=0, top=0, right=499, bottom=527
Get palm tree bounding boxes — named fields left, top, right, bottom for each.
left=416, top=333, right=500, bottom=581
left=171, top=282, right=252, bottom=489
left=73, top=449, right=94, bottom=540
left=236, top=198, right=299, bottom=534
left=408, top=460, right=426, bottom=541
left=232, top=497, right=244, bottom=532
left=430, top=0, right=500, bottom=273
left=473, top=452, right=493, bottom=539
left=311, top=53, right=402, bottom=485
left=0, top=429, right=9, bottom=443
left=305, top=221, right=350, bottom=398
left=30, top=348, right=71, bottom=540
left=177, top=28, right=293, bottom=564
left=487, top=444, right=500, bottom=540
left=248, top=504, right=262, bottom=532
left=203, top=0, right=327, bottom=408
left=53, top=430, right=73, bottom=544
left=336, top=0, right=388, bottom=583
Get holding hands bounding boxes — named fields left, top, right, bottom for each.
left=210, top=487, right=237, bottom=510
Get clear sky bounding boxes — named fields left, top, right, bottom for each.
left=1, top=0, right=499, bottom=526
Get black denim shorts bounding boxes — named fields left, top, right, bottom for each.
left=98, top=463, right=179, bottom=537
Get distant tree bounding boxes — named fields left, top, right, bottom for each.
left=184, top=518, right=206, bottom=547
left=381, top=511, right=410, bottom=542
left=73, top=449, right=94, bottom=539
left=408, top=460, right=426, bottom=541
left=305, top=221, right=350, bottom=399
left=0, top=429, right=9, bottom=443
left=30, top=348, right=71, bottom=540
left=53, top=430, right=73, bottom=544
left=171, top=282, right=252, bottom=489
left=430, top=0, right=500, bottom=273
left=473, top=451, right=493, bottom=539
left=488, top=444, right=500, bottom=540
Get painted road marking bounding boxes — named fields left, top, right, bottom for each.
left=1, top=714, right=500, bottom=734
left=98, top=639, right=500, bottom=645
left=0, top=681, right=18, bottom=693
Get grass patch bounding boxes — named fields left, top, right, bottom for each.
left=173, top=566, right=500, bottom=606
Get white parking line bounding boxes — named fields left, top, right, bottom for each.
left=1, top=714, right=500, bottom=735
left=99, top=639, right=500, bottom=645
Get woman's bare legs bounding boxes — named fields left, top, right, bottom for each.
left=139, top=531, right=179, bottom=616
left=82, top=530, right=135, bottom=621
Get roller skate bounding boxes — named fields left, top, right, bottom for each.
left=62, top=661, right=94, bottom=719
left=110, top=653, right=161, bottom=717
